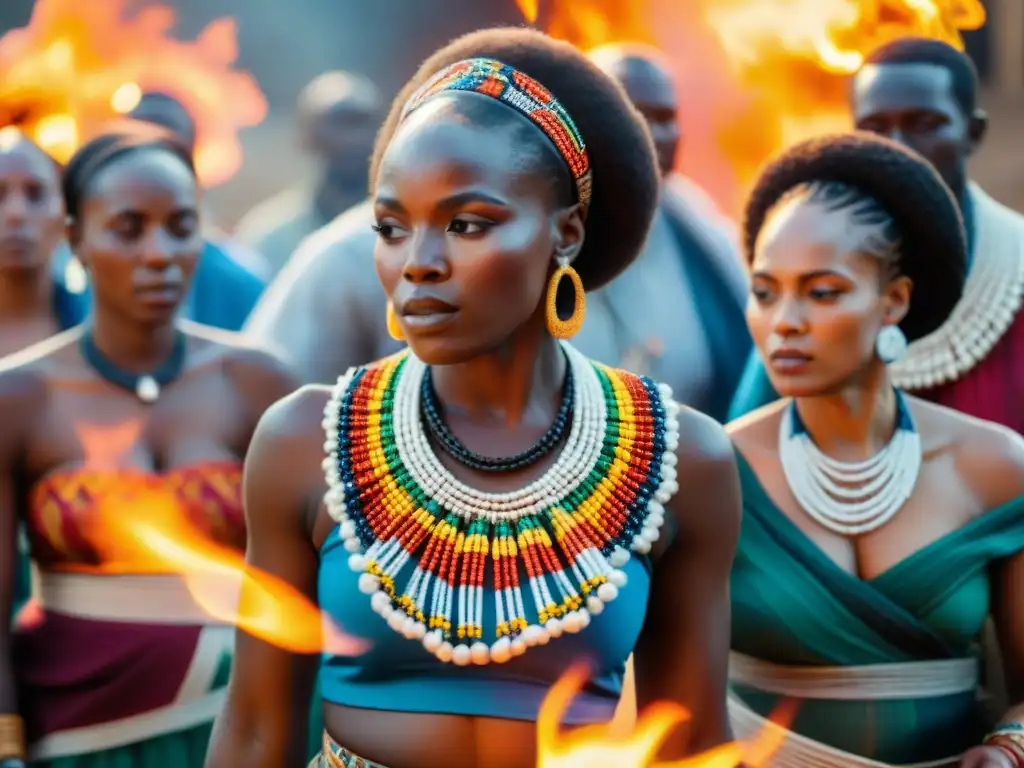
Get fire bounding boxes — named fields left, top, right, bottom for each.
left=84, top=478, right=365, bottom=656
left=0, top=0, right=267, bottom=186
left=537, top=664, right=790, bottom=767
left=702, top=0, right=985, bottom=202
left=516, top=0, right=985, bottom=214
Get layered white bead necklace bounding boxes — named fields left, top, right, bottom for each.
left=778, top=391, right=921, bottom=536
left=321, top=343, right=681, bottom=665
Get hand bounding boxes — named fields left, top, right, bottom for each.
left=961, top=745, right=1017, bottom=768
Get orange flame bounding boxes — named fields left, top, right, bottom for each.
left=86, top=481, right=366, bottom=656
left=0, top=0, right=267, bottom=186
left=702, top=0, right=985, bottom=201
left=65, top=420, right=363, bottom=654
left=515, top=0, right=985, bottom=214
left=537, top=664, right=792, bottom=767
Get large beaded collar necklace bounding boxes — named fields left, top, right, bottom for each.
left=322, top=343, right=680, bottom=665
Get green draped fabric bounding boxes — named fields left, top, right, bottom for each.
left=730, top=449, right=1024, bottom=764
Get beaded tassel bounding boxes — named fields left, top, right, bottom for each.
left=322, top=344, right=680, bottom=665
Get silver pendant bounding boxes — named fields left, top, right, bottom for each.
left=136, top=375, right=160, bottom=404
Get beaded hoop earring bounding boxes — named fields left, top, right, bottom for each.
left=386, top=302, right=405, bottom=341
left=545, top=258, right=586, bottom=339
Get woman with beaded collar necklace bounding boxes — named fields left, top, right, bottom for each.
left=207, top=27, right=742, bottom=768
left=0, top=123, right=299, bottom=768
left=726, top=133, right=1024, bottom=767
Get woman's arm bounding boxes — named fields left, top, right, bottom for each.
left=205, top=387, right=328, bottom=767
left=962, top=428, right=1024, bottom=768
left=0, top=370, right=46, bottom=767
left=632, top=407, right=742, bottom=758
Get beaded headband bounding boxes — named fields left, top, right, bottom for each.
left=400, top=58, right=592, bottom=214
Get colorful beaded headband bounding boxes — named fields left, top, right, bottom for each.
left=401, top=58, right=593, bottom=214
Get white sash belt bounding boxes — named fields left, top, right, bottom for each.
left=729, top=693, right=961, bottom=767
left=729, top=651, right=978, bottom=700
left=38, top=572, right=238, bottom=625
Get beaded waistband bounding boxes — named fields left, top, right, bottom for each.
left=314, top=732, right=389, bottom=768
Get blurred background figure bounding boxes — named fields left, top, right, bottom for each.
left=576, top=43, right=751, bottom=420
left=50, top=91, right=269, bottom=331
left=236, top=70, right=381, bottom=277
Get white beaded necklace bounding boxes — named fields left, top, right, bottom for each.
left=778, top=392, right=921, bottom=536
left=321, top=343, right=682, bottom=665
left=890, top=187, right=1024, bottom=391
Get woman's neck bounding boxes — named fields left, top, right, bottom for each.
left=89, top=308, right=179, bottom=373
left=0, top=265, right=52, bottom=322
left=792, top=364, right=900, bottom=461
left=429, top=317, right=566, bottom=428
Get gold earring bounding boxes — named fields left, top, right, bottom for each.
left=545, top=260, right=586, bottom=340
left=386, top=302, right=404, bottom=341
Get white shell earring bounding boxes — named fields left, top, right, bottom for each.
left=876, top=325, right=908, bottom=364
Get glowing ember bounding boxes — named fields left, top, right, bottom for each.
left=0, top=0, right=267, bottom=186
left=536, top=664, right=790, bottom=767
left=516, top=0, right=985, bottom=214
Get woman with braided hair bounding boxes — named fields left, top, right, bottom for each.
left=726, top=132, right=1024, bottom=767
left=207, top=26, right=741, bottom=768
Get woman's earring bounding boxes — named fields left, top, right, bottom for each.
left=545, top=257, right=586, bottom=340
left=875, top=325, right=908, bottom=364
left=386, top=301, right=404, bottom=341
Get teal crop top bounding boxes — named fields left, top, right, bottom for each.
left=318, top=525, right=652, bottom=723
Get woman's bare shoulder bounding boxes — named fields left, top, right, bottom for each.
left=0, top=327, right=80, bottom=405
left=724, top=398, right=788, bottom=461
left=909, top=396, right=1024, bottom=509
left=0, top=326, right=80, bottom=375
left=255, top=383, right=334, bottom=448
left=666, top=404, right=742, bottom=548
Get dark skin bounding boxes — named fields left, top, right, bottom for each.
left=129, top=93, right=197, bottom=154
left=852, top=63, right=987, bottom=198
left=0, top=145, right=295, bottom=728
left=591, top=48, right=680, bottom=178
left=208, top=93, right=741, bottom=767
left=299, top=73, right=381, bottom=217
left=731, top=192, right=1024, bottom=768
left=0, top=132, right=65, bottom=355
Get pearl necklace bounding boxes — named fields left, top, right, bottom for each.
left=321, top=344, right=681, bottom=665
left=890, top=187, right=1024, bottom=391
left=778, top=392, right=921, bottom=536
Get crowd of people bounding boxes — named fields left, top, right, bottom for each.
left=0, top=21, right=1021, bottom=768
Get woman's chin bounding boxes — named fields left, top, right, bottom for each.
left=404, top=337, right=482, bottom=367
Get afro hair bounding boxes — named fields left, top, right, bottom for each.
left=743, top=131, right=967, bottom=342
left=369, top=27, right=660, bottom=292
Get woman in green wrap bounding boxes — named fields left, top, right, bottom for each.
left=726, top=132, right=1024, bottom=768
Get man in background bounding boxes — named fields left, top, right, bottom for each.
left=236, top=71, right=381, bottom=277
left=728, top=38, right=1024, bottom=434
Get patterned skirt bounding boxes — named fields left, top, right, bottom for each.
left=311, top=732, right=389, bottom=768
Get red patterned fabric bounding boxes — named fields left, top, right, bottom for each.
left=26, top=461, right=244, bottom=571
